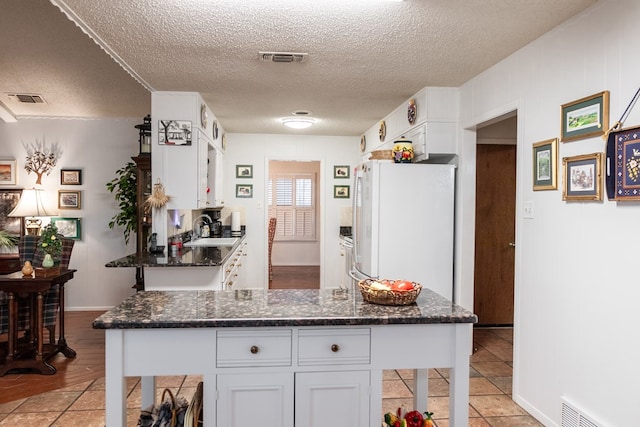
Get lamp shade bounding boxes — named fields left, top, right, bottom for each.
left=8, top=188, right=57, bottom=217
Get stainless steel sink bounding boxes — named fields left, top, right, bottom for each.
left=184, top=237, right=239, bottom=247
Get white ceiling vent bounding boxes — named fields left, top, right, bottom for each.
left=8, top=93, right=47, bottom=104
left=259, top=52, right=308, bottom=63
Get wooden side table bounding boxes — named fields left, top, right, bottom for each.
left=0, top=269, right=77, bottom=375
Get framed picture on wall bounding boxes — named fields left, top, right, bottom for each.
left=532, top=138, right=558, bottom=190
left=334, top=185, right=350, bottom=199
left=0, top=188, right=24, bottom=237
left=60, top=169, right=82, bottom=185
left=58, top=190, right=81, bottom=209
left=561, top=91, right=609, bottom=142
left=333, top=165, right=350, bottom=179
left=0, top=160, right=17, bottom=185
left=562, top=152, right=603, bottom=201
left=236, top=184, right=253, bottom=198
left=51, top=217, right=81, bottom=239
left=236, top=165, right=253, bottom=178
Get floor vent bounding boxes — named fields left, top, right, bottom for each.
left=561, top=397, right=603, bottom=427
left=259, top=51, right=307, bottom=63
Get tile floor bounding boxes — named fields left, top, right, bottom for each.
left=0, top=327, right=542, bottom=426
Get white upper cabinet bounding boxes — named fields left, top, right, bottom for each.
left=152, top=91, right=223, bottom=209
left=360, top=86, right=459, bottom=160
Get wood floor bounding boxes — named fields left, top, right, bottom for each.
left=269, top=265, right=320, bottom=289
left=0, top=311, right=106, bottom=404
left=0, top=266, right=318, bottom=403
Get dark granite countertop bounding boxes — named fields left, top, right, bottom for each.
left=93, top=288, right=477, bottom=329
left=105, top=235, right=245, bottom=268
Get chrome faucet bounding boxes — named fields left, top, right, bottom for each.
left=192, top=214, right=212, bottom=239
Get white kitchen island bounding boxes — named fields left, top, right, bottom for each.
left=93, top=288, right=477, bottom=427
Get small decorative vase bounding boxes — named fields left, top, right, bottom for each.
left=392, top=136, right=414, bottom=163
left=22, top=260, right=34, bottom=276
left=42, top=253, right=55, bottom=268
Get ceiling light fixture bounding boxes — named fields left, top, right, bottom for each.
left=282, top=116, right=315, bottom=129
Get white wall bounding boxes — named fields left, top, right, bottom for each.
left=222, top=133, right=360, bottom=288
left=458, top=0, right=640, bottom=425
left=0, top=118, right=140, bottom=310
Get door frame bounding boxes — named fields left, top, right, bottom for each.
left=264, top=157, right=325, bottom=288
left=456, top=101, right=524, bottom=397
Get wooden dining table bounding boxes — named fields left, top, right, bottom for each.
left=0, top=269, right=77, bottom=375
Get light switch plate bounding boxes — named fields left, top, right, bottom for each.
left=523, top=201, right=534, bottom=219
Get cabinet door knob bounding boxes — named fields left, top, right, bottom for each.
left=250, top=345, right=259, bottom=354
left=331, top=344, right=340, bottom=353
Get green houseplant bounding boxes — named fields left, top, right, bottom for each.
left=0, top=230, right=19, bottom=250
left=106, top=161, right=138, bottom=245
left=39, top=223, right=62, bottom=267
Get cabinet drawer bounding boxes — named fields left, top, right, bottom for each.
left=217, top=329, right=292, bottom=368
left=298, top=328, right=370, bottom=366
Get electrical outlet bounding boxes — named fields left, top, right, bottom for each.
left=523, top=201, right=534, bottom=219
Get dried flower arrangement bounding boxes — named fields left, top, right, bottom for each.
left=23, top=140, right=61, bottom=184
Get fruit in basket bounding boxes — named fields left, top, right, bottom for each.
left=404, top=410, right=423, bottom=427
left=391, top=280, right=414, bottom=291
left=369, top=280, right=391, bottom=290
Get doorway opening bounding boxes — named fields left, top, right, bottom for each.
left=473, top=113, right=517, bottom=327
left=267, top=160, right=321, bottom=289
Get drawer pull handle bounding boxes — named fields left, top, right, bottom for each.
left=331, top=344, right=340, bottom=353
left=250, top=345, right=259, bottom=354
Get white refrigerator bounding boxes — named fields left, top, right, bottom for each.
left=351, top=161, right=455, bottom=299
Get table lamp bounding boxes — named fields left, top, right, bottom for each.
left=8, top=188, right=57, bottom=236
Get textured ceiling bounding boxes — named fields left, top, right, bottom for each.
left=0, top=0, right=597, bottom=135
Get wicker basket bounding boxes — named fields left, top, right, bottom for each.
left=368, top=150, right=393, bottom=160
left=358, top=279, right=422, bottom=306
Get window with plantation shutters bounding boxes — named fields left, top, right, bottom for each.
left=268, top=173, right=316, bottom=241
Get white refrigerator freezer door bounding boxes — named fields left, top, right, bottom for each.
left=353, top=161, right=455, bottom=299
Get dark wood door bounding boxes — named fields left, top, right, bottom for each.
left=474, top=144, right=516, bottom=326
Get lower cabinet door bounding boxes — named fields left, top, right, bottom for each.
left=294, top=371, right=370, bottom=427
left=217, top=373, right=294, bottom=427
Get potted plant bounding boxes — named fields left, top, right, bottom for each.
left=39, top=223, right=62, bottom=269
left=106, top=162, right=138, bottom=245
left=0, top=230, right=19, bottom=252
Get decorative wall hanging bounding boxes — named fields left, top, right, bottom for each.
left=23, top=140, right=61, bottom=184
left=0, top=189, right=24, bottom=236
left=334, top=185, right=350, bottom=199
left=146, top=179, right=171, bottom=208
left=0, top=159, right=17, bottom=185
left=610, top=126, right=640, bottom=200
left=561, top=91, right=609, bottom=142
left=407, top=98, right=417, bottom=125
left=60, top=169, right=82, bottom=185
left=236, top=165, right=253, bottom=178
left=51, top=217, right=81, bottom=240
left=334, top=165, right=350, bottom=179
left=212, top=120, right=219, bottom=140
left=158, top=120, right=192, bottom=145
left=236, top=184, right=253, bottom=198
left=379, top=121, right=386, bottom=142
left=562, top=152, right=603, bottom=201
left=605, top=86, right=640, bottom=199
left=58, top=190, right=81, bottom=209
left=200, top=104, right=208, bottom=129
left=532, top=138, right=558, bottom=191
left=360, top=135, right=366, bottom=153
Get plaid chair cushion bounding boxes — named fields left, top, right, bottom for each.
left=0, top=234, right=74, bottom=334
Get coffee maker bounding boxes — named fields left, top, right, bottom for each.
left=207, top=210, right=223, bottom=237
